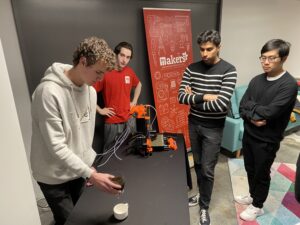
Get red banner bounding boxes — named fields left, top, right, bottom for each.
left=143, top=8, right=193, bottom=149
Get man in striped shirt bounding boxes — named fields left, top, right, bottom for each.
left=178, top=30, right=237, bottom=225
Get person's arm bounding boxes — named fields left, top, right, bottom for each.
left=193, top=69, right=237, bottom=112
left=203, top=94, right=219, bottom=101
left=239, top=86, right=256, bottom=121
left=96, top=104, right=116, bottom=117
left=130, top=81, right=142, bottom=107
left=88, top=170, right=121, bottom=194
left=184, top=86, right=218, bottom=101
left=250, top=119, right=266, bottom=127
left=253, top=83, right=298, bottom=120
left=94, top=76, right=116, bottom=117
left=178, top=67, right=204, bottom=105
left=239, top=81, right=267, bottom=127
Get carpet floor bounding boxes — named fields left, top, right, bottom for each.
left=228, top=158, right=300, bottom=225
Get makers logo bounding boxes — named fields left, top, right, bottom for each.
left=159, top=52, right=188, bottom=66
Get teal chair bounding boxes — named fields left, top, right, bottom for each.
left=221, top=85, right=247, bottom=157
left=221, top=86, right=300, bottom=157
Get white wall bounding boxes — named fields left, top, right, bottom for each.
left=0, top=0, right=44, bottom=199
left=0, top=1, right=32, bottom=157
left=0, top=0, right=41, bottom=223
left=0, top=39, right=40, bottom=225
left=221, top=0, right=300, bottom=85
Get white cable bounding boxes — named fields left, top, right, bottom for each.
left=96, top=126, right=131, bottom=167
left=148, top=105, right=157, bottom=130
left=112, top=127, right=130, bottom=160
left=97, top=126, right=130, bottom=156
left=97, top=104, right=157, bottom=167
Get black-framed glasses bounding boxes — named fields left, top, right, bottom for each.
left=259, top=56, right=280, bottom=63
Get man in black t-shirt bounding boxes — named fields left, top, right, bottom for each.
left=234, top=39, right=298, bottom=221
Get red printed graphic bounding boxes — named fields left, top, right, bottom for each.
left=143, top=8, right=193, bottom=149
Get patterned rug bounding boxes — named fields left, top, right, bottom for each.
left=228, top=158, right=300, bottom=225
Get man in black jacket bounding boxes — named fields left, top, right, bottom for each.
left=234, top=39, right=298, bottom=221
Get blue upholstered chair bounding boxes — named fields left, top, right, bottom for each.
left=221, top=86, right=300, bottom=157
left=221, top=85, right=247, bottom=157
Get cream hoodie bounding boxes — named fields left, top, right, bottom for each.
left=30, top=63, right=96, bottom=184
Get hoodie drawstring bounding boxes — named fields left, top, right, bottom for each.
left=69, top=85, right=91, bottom=121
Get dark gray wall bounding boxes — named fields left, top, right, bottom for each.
left=12, top=0, right=221, bottom=152
left=12, top=0, right=221, bottom=102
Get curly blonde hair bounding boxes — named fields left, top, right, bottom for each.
left=73, top=37, right=116, bottom=70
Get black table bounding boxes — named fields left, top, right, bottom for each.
left=65, top=134, right=190, bottom=225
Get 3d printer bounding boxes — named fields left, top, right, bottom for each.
left=129, top=104, right=177, bottom=156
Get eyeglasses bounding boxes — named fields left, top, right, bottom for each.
left=259, top=56, right=280, bottom=63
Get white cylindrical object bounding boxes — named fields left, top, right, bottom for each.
left=113, top=203, right=129, bottom=220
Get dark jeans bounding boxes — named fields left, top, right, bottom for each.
left=189, top=122, right=223, bottom=209
left=242, top=133, right=280, bottom=208
left=38, top=178, right=86, bottom=225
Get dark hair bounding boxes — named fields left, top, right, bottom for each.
left=261, top=39, right=291, bottom=58
left=114, top=42, right=133, bottom=59
left=197, top=30, right=221, bottom=47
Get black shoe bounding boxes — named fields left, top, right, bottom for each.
left=188, top=193, right=199, bottom=207
left=199, top=208, right=210, bottom=225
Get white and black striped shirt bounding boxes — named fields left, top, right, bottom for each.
left=178, top=59, right=237, bottom=127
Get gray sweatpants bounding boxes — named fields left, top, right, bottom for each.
left=103, top=117, right=136, bottom=151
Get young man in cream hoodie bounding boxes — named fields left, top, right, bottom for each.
left=30, top=37, right=121, bottom=225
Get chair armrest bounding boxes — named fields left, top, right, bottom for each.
left=221, top=117, right=243, bottom=152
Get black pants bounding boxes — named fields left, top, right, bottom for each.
left=295, top=153, right=300, bottom=203
left=242, top=133, right=280, bottom=208
left=189, top=122, right=223, bottom=209
left=38, top=178, right=86, bottom=225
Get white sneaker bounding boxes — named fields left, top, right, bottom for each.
left=189, top=193, right=200, bottom=207
left=240, top=204, right=264, bottom=221
left=234, top=195, right=253, bottom=205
